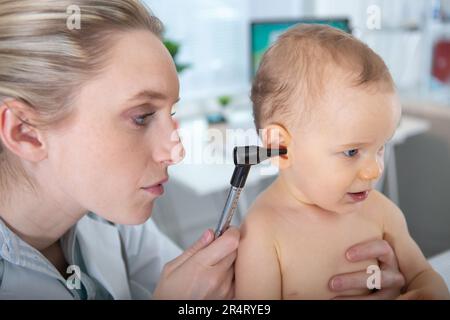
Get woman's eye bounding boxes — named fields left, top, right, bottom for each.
left=343, top=149, right=359, bottom=157
left=133, top=112, right=155, bottom=126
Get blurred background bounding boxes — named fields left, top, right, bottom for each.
left=143, top=0, right=450, bottom=260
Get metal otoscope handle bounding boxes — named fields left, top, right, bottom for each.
left=214, top=146, right=287, bottom=238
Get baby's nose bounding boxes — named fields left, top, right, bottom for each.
left=359, top=159, right=383, bottom=181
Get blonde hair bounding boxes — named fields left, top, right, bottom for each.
left=251, top=24, right=395, bottom=130
left=0, top=0, right=163, bottom=192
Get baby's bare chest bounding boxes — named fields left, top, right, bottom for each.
left=275, top=214, right=383, bottom=299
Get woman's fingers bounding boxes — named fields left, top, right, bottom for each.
left=167, top=229, right=214, bottom=272
left=196, top=227, right=240, bottom=266
left=215, top=250, right=237, bottom=270
left=329, top=239, right=405, bottom=300
left=334, top=286, right=405, bottom=300
left=396, top=289, right=426, bottom=300
left=332, top=291, right=388, bottom=300
left=329, top=271, right=368, bottom=292
left=346, top=239, right=398, bottom=268
left=216, top=265, right=235, bottom=300
left=330, top=269, right=404, bottom=300
left=225, top=281, right=235, bottom=300
left=330, top=269, right=405, bottom=292
left=168, top=227, right=239, bottom=272
left=154, top=228, right=239, bottom=299
left=379, top=269, right=405, bottom=291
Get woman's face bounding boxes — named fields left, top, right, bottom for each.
left=45, top=30, right=183, bottom=224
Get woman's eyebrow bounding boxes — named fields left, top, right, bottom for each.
left=126, top=89, right=180, bottom=104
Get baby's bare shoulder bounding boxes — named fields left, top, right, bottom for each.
left=241, top=189, right=291, bottom=234
left=367, top=190, right=399, bottom=210
left=237, top=198, right=283, bottom=254
left=243, top=197, right=277, bottom=229
left=241, top=188, right=308, bottom=240
left=365, top=190, right=403, bottom=222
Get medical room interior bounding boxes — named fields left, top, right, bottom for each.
left=144, top=0, right=450, bottom=284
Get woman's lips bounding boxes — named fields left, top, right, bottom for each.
left=142, top=184, right=164, bottom=196
left=347, top=190, right=370, bottom=202
left=142, top=178, right=168, bottom=196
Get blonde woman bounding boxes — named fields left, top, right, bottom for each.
left=0, top=0, right=404, bottom=300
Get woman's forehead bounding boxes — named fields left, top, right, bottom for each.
left=75, top=30, right=179, bottom=111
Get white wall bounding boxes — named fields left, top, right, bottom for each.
left=248, top=0, right=307, bottom=19
left=312, top=0, right=446, bottom=101
left=144, top=0, right=449, bottom=106
left=145, top=0, right=249, bottom=102
left=144, top=0, right=316, bottom=104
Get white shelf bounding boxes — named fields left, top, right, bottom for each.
left=429, top=21, right=450, bottom=34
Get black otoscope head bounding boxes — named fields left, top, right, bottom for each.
left=233, top=146, right=288, bottom=166
left=230, top=146, right=288, bottom=188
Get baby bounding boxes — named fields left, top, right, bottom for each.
left=235, top=24, right=449, bottom=299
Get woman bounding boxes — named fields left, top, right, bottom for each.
left=0, top=0, right=404, bottom=299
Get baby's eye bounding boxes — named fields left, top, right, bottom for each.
left=343, top=149, right=359, bottom=157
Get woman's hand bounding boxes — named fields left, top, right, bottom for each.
left=329, top=239, right=405, bottom=299
left=153, top=227, right=240, bottom=299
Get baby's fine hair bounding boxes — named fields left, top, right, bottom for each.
left=251, top=24, right=395, bottom=130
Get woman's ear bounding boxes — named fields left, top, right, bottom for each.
left=0, top=99, right=47, bottom=162
left=261, top=124, right=292, bottom=169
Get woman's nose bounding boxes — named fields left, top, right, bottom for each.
left=153, top=119, right=185, bottom=166
left=358, top=157, right=383, bottom=181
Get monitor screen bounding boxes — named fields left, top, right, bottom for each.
left=250, top=18, right=351, bottom=77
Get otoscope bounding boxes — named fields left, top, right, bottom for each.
left=214, top=146, right=288, bottom=238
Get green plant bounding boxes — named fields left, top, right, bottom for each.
left=217, top=95, right=232, bottom=108
left=163, top=39, right=190, bottom=73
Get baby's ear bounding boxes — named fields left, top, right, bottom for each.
left=261, top=124, right=292, bottom=169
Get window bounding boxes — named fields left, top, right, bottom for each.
left=145, top=0, right=250, bottom=101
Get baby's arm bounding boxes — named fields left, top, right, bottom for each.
left=379, top=192, right=450, bottom=299
left=235, top=209, right=282, bottom=299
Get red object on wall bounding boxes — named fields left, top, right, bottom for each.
left=432, top=40, right=450, bottom=84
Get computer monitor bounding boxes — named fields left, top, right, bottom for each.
left=250, top=18, right=351, bottom=78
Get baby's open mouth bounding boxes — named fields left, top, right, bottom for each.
left=347, top=190, right=370, bottom=202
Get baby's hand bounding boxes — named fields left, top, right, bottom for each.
left=330, top=239, right=405, bottom=299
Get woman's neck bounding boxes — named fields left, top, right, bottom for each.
left=0, top=183, right=87, bottom=252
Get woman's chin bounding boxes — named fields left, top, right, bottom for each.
left=128, top=207, right=154, bottom=225
left=103, top=205, right=154, bottom=225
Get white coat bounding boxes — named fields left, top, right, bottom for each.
left=0, top=213, right=181, bottom=299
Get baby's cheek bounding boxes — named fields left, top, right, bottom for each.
left=317, top=167, right=344, bottom=188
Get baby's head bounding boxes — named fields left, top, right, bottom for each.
left=252, top=24, right=401, bottom=214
